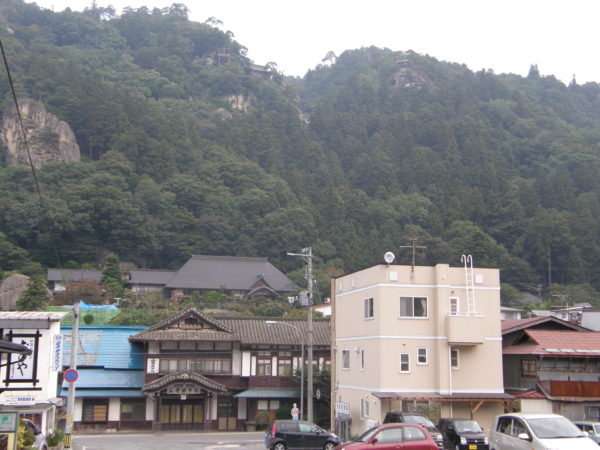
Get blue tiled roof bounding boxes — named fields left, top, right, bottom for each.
left=59, top=389, right=144, bottom=398
left=62, top=326, right=146, bottom=370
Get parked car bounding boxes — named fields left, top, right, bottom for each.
left=574, top=421, right=600, bottom=445
left=265, top=420, right=340, bottom=450
left=383, top=411, right=444, bottom=448
left=490, top=413, right=598, bottom=449
left=21, top=419, right=48, bottom=450
left=437, top=418, right=489, bottom=449
left=334, top=423, right=438, bottom=450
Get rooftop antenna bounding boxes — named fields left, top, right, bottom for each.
left=398, top=237, right=426, bottom=277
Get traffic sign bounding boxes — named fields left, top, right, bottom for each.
left=64, top=368, right=78, bottom=383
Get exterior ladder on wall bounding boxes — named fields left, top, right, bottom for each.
left=462, top=254, right=475, bottom=315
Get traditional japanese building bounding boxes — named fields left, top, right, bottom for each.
left=129, top=309, right=330, bottom=431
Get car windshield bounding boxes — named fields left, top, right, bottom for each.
left=527, top=417, right=586, bottom=439
left=404, top=416, right=435, bottom=428
left=454, top=420, right=482, bottom=433
left=354, top=427, right=379, bottom=442
left=594, top=424, right=600, bottom=434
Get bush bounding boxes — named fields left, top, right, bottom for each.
left=46, top=429, right=64, bottom=447
left=254, top=411, right=270, bottom=430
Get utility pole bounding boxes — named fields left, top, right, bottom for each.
left=287, top=247, right=314, bottom=422
left=64, top=302, right=80, bottom=448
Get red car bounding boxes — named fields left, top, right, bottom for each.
left=335, top=423, right=438, bottom=450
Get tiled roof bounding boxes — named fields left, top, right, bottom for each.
left=503, top=329, right=600, bottom=356
left=60, top=368, right=144, bottom=390
left=142, top=371, right=227, bottom=393
left=128, top=269, right=177, bottom=285
left=62, top=326, right=146, bottom=369
left=165, top=255, right=298, bottom=292
left=47, top=269, right=102, bottom=282
left=130, top=311, right=330, bottom=346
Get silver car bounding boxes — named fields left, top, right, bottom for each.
left=22, top=419, right=48, bottom=450
left=575, top=421, right=600, bottom=445
left=490, top=413, right=597, bottom=450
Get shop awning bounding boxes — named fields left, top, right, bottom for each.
left=234, top=388, right=300, bottom=399
left=58, top=389, right=144, bottom=398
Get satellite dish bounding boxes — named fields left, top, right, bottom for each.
left=384, top=251, right=395, bottom=264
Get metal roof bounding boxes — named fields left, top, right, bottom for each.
left=62, top=326, right=146, bottom=369
left=234, top=388, right=300, bottom=398
left=58, top=389, right=144, bottom=398
left=60, top=368, right=144, bottom=390
left=165, top=255, right=298, bottom=292
left=504, top=329, right=600, bottom=356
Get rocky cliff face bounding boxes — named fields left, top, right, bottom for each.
left=1, top=99, right=80, bottom=167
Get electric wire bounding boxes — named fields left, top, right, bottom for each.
left=0, top=36, right=61, bottom=267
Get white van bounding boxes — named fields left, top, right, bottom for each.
left=489, top=413, right=598, bottom=450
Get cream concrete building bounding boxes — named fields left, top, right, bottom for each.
left=332, top=260, right=509, bottom=436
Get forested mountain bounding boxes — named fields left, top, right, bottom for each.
left=1, top=0, right=600, bottom=305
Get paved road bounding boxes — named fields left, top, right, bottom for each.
left=72, top=431, right=266, bottom=450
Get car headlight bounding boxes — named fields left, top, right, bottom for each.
left=460, top=436, right=467, bottom=445
left=484, top=436, right=489, bottom=444
left=435, top=433, right=443, bottom=440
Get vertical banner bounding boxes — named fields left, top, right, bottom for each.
left=53, top=334, right=63, bottom=372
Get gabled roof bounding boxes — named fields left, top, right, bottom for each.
left=165, top=255, right=298, bottom=293
left=129, top=309, right=330, bottom=346
left=48, top=268, right=102, bottom=283
left=501, top=316, right=588, bottom=334
left=62, top=326, right=146, bottom=369
left=128, top=269, right=177, bottom=285
left=503, top=329, right=600, bottom=356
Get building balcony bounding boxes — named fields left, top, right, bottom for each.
left=446, top=314, right=485, bottom=345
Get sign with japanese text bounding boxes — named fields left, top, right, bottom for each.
left=9, top=337, right=35, bottom=380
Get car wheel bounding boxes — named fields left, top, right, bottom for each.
left=273, top=443, right=287, bottom=450
left=323, top=442, right=336, bottom=450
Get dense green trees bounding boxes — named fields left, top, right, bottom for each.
left=4, top=1, right=600, bottom=305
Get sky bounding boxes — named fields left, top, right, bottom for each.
left=30, top=0, right=600, bottom=84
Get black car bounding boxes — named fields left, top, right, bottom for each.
left=383, top=412, right=444, bottom=449
left=265, top=420, right=340, bottom=450
left=436, top=418, right=489, bottom=450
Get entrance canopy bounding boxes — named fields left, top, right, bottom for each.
left=142, top=371, right=228, bottom=395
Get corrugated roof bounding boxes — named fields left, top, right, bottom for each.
left=129, top=313, right=330, bottom=346
left=165, top=255, right=298, bottom=292
left=0, top=311, right=67, bottom=321
left=59, top=389, right=144, bottom=398
left=60, top=368, right=144, bottom=390
left=503, top=329, right=600, bottom=356
left=128, top=269, right=177, bottom=285
left=47, top=269, right=102, bottom=282
left=235, top=388, right=300, bottom=398
left=502, top=316, right=588, bottom=334
left=62, top=326, right=146, bottom=369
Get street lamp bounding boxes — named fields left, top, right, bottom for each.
left=265, top=320, right=305, bottom=420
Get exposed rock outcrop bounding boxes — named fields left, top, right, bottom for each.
left=1, top=99, right=80, bottom=167
left=391, top=60, right=434, bottom=89
left=0, top=274, right=29, bottom=311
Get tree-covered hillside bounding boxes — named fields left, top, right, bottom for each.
left=2, top=0, right=600, bottom=305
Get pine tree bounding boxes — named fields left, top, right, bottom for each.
left=17, top=275, right=50, bottom=311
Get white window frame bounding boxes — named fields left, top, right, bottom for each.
left=417, top=348, right=428, bottom=365
left=449, top=297, right=459, bottom=316
left=364, top=297, right=374, bottom=319
left=399, top=353, right=410, bottom=373
left=361, top=398, right=370, bottom=418
left=360, top=349, right=365, bottom=370
left=450, top=349, right=460, bottom=369
left=399, top=296, right=428, bottom=318
left=341, top=349, right=350, bottom=370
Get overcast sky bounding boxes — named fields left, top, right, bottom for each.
left=31, top=0, right=600, bottom=84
